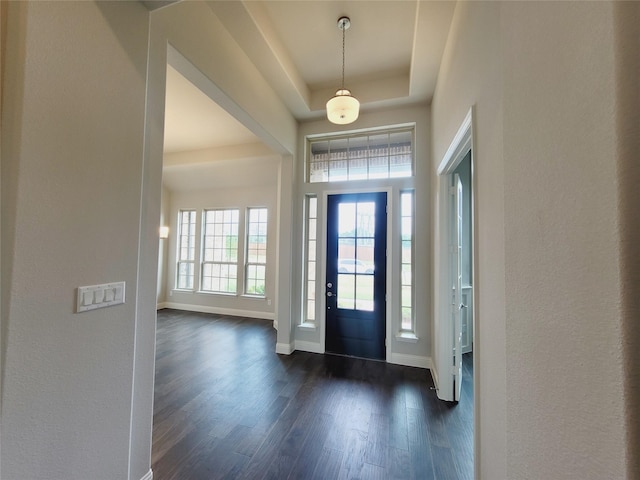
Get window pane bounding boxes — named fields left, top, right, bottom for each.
left=355, top=275, right=374, bottom=311
left=308, top=197, right=317, bottom=219
left=400, top=191, right=415, bottom=332
left=176, top=210, right=196, bottom=289
left=338, top=203, right=356, bottom=237
left=201, top=208, right=239, bottom=294
left=308, top=128, right=413, bottom=183
left=356, top=202, right=375, bottom=238
left=245, top=207, right=268, bottom=296
left=304, top=196, right=318, bottom=323
left=337, top=273, right=355, bottom=309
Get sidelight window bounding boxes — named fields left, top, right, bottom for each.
left=176, top=209, right=197, bottom=290
left=245, top=208, right=268, bottom=296
left=400, top=191, right=414, bottom=331
left=303, top=196, right=318, bottom=322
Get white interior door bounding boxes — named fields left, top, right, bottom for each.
left=453, top=174, right=463, bottom=401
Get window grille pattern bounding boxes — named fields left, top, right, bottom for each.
left=305, top=196, right=318, bottom=321
left=245, top=208, right=268, bottom=295
left=308, top=129, right=413, bottom=183
left=400, top=191, right=414, bottom=330
left=201, top=209, right=239, bottom=294
left=176, top=210, right=196, bottom=289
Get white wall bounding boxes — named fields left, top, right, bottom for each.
left=501, top=2, right=626, bottom=478
left=614, top=3, right=640, bottom=478
left=157, top=185, right=171, bottom=306
left=433, top=1, right=634, bottom=478
left=1, top=2, right=150, bottom=478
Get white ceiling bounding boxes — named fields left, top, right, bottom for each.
left=162, top=0, right=456, bottom=185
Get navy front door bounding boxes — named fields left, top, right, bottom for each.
left=325, top=192, right=387, bottom=360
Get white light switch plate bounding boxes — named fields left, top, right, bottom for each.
left=76, top=282, right=126, bottom=313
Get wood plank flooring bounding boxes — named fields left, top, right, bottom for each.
left=152, top=309, right=473, bottom=480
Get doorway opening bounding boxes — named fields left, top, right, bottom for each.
left=436, top=107, right=476, bottom=472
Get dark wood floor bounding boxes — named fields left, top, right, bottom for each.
left=152, top=309, right=473, bottom=480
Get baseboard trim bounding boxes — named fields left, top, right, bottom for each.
left=431, top=364, right=440, bottom=392
left=275, top=342, right=294, bottom=355
left=139, top=469, right=153, bottom=480
left=163, top=302, right=274, bottom=320
left=294, top=340, right=324, bottom=354
left=156, top=302, right=168, bottom=310
left=389, top=353, right=432, bottom=370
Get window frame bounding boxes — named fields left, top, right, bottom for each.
left=302, top=195, right=319, bottom=324
left=175, top=209, right=197, bottom=291
left=200, top=208, right=240, bottom=295
left=244, top=207, right=268, bottom=297
left=306, top=126, right=415, bottom=184
left=400, top=190, right=415, bottom=333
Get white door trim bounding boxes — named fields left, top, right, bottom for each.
left=438, top=108, right=473, bottom=175
left=435, top=105, right=478, bottom=477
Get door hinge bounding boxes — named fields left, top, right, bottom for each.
left=449, top=186, right=456, bottom=195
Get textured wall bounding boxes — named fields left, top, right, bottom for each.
left=502, top=2, right=626, bottom=478
left=1, top=2, right=149, bottom=478
left=613, top=2, right=640, bottom=478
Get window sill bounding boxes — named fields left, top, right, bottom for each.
left=241, top=294, right=266, bottom=300
left=196, top=291, right=238, bottom=297
left=298, top=322, right=317, bottom=331
left=395, top=332, right=419, bottom=343
left=173, top=289, right=195, bottom=294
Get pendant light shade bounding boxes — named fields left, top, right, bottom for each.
left=327, top=17, right=359, bottom=125
left=326, top=89, right=360, bottom=124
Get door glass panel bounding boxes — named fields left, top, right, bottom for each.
left=355, top=275, right=374, bottom=311
left=337, top=201, right=377, bottom=311
left=356, top=202, right=375, bottom=237
left=337, top=273, right=355, bottom=309
left=356, top=239, right=374, bottom=273
left=337, top=238, right=355, bottom=267
left=338, top=203, right=356, bottom=236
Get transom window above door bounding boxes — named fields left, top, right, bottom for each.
left=307, top=127, right=414, bottom=183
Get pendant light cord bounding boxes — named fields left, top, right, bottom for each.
left=341, top=22, right=346, bottom=91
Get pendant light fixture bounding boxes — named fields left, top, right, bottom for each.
left=326, top=16, right=360, bottom=125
